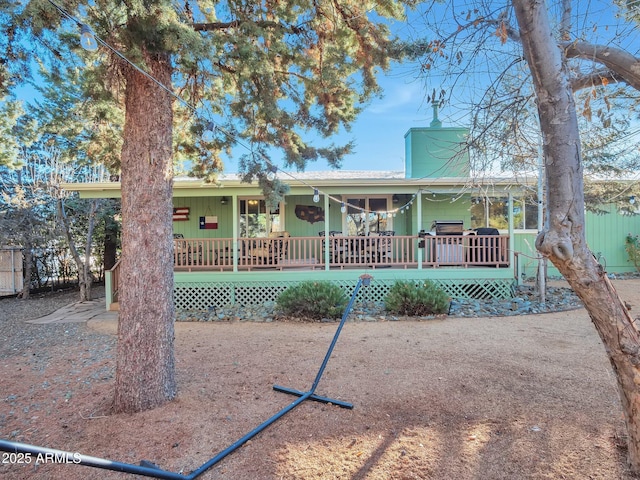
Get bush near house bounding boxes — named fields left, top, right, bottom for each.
left=625, top=233, right=640, bottom=272
left=276, top=281, right=348, bottom=320
left=384, top=280, right=450, bottom=316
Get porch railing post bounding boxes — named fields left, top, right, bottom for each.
left=508, top=192, right=514, bottom=270
left=324, top=195, right=330, bottom=270
left=417, top=191, right=423, bottom=269
left=232, top=196, right=239, bottom=272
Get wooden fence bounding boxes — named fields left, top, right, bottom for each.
left=0, top=247, right=23, bottom=296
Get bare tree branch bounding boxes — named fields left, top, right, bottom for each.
left=571, top=69, right=621, bottom=91
left=564, top=41, right=640, bottom=91
left=192, top=20, right=305, bottom=34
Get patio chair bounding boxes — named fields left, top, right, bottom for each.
left=173, top=233, right=204, bottom=266
left=173, top=233, right=189, bottom=265
left=366, top=230, right=395, bottom=263
left=251, top=231, right=290, bottom=264
left=319, top=231, right=345, bottom=263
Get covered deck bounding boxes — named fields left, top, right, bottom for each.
left=106, top=232, right=515, bottom=311
left=171, top=232, right=510, bottom=271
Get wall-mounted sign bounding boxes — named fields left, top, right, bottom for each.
left=199, top=216, right=218, bottom=229
left=173, top=207, right=190, bottom=221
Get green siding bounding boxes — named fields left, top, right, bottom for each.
left=173, top=194, right=474, bottom=238
left=421, top=194, right=472, bottom=231
left=282, top=194, right=341, bottom=236
left=172, top=197, right=234, bottom=238
left=586, top=206, right=640, bottom=273
left=404, top=127, right=470, bottom=179
left=511, top=232, right=560, bottom=279
left=512, top=204, right=640, bottom=280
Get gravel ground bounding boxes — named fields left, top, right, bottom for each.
left=2, top=281, right=638, bottom=480
left=0, top=286, right=112, bottom=361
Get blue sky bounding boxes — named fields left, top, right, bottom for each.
left=336, top=76, right=428, bottom=172
left=222, top=74, right=433, bottom=174
left=290, top=0, right=640, bottom=175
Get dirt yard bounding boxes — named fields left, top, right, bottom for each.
left=1, top=280, right=640, bottom=479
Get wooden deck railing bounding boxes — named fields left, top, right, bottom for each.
left=171, top=234, right=510, bottom=271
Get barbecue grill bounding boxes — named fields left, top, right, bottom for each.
left=431, top=220, right=464, bottom=235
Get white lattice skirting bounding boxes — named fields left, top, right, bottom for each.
left=173, top=278, right=515, bottom=310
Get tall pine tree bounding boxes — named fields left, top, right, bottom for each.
left=2, top=0, right=412, bottom=412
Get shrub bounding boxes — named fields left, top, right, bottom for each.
left=276, top=281, right=348, bottom=320
left=384, top=280, right=450, bottom=316
left=625, top=233, right=640, bottom=272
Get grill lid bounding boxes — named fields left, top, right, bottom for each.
left=432, top=220, right=464, bottom=235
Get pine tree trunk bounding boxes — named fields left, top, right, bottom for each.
left=514, top=0, right=640, bottom=472
left=113, top=50, right=176, bottom=413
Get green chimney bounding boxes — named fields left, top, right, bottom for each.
left=404, top=106, right=470, bottom=179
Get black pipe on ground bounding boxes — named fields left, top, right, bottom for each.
left=0, top=274, right=372, bottom=479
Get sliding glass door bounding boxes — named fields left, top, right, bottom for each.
left=345, top=197, right=390, bottom=235
left=239, top=199, right=282, bottom=237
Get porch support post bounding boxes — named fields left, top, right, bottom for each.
left=508, top=192, right=514, bottom=270
left=232, top=195, right=239, bottom=272
left=324, top=193, right=330, bottom=271
left=105, top=269, right=113, bottom=311
left=417, top=189, right=423, bottom=270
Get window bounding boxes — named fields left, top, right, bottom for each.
left=471, top=195, right=539, bottom=230
left=345, top=197, right=390, bottom=235
left=239, top=199, right=282, bottom=237
left=514, top=196, right=539, bottom=230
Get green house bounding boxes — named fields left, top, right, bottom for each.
left=66, top=120, right=640, bottom=311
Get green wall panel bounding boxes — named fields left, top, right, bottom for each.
left=421, top=194, right=472, bottom=231
left=404, top=127, right=470, bottom=179
left=586, top=205, right=640, bottom=273
left=283, top=194, right=340, bottom=236
left=510, top=203, right=640, bottom=280
left=172, top=197, right=234, bottom=238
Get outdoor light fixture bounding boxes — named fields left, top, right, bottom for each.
left=266, top=165, right=277, bottom=181
left=313, top=189, right=320, bottom=203
left=79, top=24, right=98, bottom=51
left=392, top=194, right=399, bottom=204
left=202, top=122, right=216, bottom=143
left=340, top=202, right=346, bottom=213
left=220, top=196, right=228, bottom=205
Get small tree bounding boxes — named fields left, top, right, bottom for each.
left=625, top=234, right=640, bottom=272
left=0, top=136, right=110, bottom=300
left=0, top=182, right=52, bottom=298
